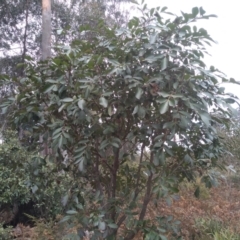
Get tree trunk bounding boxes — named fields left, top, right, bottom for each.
left=42, top=0, right=51, bottom=60
left=41, top=0, right=51, bottom=156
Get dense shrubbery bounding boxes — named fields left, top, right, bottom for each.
left=195, top=218, right=240, bottom=240
left=0, top=131, right=31, bottom=206
left=0, top=223, right=12, bottom=239
left=0, top=131, right=72, bottom=223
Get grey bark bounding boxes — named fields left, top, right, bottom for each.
left=41, top=0, right=51, bottom=156
left=42, top=0, right=51, bottom=60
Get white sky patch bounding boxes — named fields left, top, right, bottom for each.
left=143, top=0, right=240, bottom=98
left=2, top=0, right=239, bottom=97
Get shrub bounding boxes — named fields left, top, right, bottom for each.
left=0, top=223, right=12, bottom=240
left=195, top=218, right=240, bottom=240
left=0, top=130, right=71, bottom=222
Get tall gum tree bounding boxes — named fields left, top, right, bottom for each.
left=42, top=0, right=51, bottom=60
left=41, top=0, right=52, bottom=155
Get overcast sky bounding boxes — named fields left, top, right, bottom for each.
left=135, top=0, right=240, bottom=97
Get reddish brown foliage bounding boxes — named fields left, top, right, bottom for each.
left=148, top=182, right=240, bottom=239
left=11, top=181, right=240, bottom=239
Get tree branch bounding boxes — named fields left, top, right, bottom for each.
left=133, top=142, right=145, bottom=200
left=111, top=148, right=120, bottom=221
left=124, top=152, right=154, bottom=240
left=95, top=142, right=103, bottom=195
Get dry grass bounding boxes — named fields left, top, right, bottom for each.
left=10, top=178, right=240, bottom=239
left=148, top=180, right=240, bottom=239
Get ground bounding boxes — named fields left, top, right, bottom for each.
left=9, top=175, right=240, bottom=239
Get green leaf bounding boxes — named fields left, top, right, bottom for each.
left=78, top=99, right=86, bottom=110
left=102, top=91, right=113, bottom=96
left=199, top=7, right=206, bottom=16
left=229, top=78, right=240, bottom=85
left=66, top=210, right=78, bottom=215
left=58, top=135, right=63, bottom=148
left=59, top=216, right=71, bottom=223
left=137, top=106, right=146, bottom=118
left=52, top=132, right=61, bottom=140
left=53, top=127, right=62, bottom=136
left=132, top=105, right=139, bottom=115
left=184, top=154, right=193, bottom=165
left=108, top=223, right=118, bottom=229
left=149, top=32, right=158, bottom=44
left=168, top=98, right=175, bottom=107
left=46, top=79, right=58, bottom=83
left=199, top=111, right=211, bottom=126
left=150, top=8, right=155, bottom=16
left=111, top=142, right=119, bottom=148
left=161, top=6, right=168, bottom=12
left=1, top=106, right=8, bottom=114
left=108, top=106, right=114, bottom=116
left=76, top=204, right=84, bottom=210
left=99, top=97, right=108, bottom=108
left=136, top=87, right=143, bottom=99
left=44, top=85, right=55, bottom=93
left=31, top=185, right=38, bottom=193
left=173, top=82, right=179, bottom=89
left=159, top=151, right=165, bottom=165
left=159, top=234, right=167, bottom=240
left=62, top=131, right=70, bottom=139
left=192, top=7, right=199, bottom=17
left=58, top=103, right=67, bottom=112
left=153, top=155, right=160, bottom=166
left=159, top=101, right=169, bottom=114
left=145, top=55, right=158, bottom=63
left=158, top=92, right=169, bottom=98
left=78, top=157, right=85, bottom=172
left=103, top=126, right=114, bottom=135
left=161, top=57, right=168, bottom=71
left=61, top=195, right=69, bottom=207
left=171, top=94, right=183, bottom=98
left=61, top=98, right=74, bottom=103
left=98, top=221, right=106, bottom=231
left=100, top=140, right=109, bottom=149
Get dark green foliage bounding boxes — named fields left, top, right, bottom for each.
left=0, top=223, right=12, bottom=240
left=0, top=0, right=131, bottom=130
left=0, top=131, right=31, bottom=206
left=0, top=0, right=130, bottom=75
left=0, top=2, right=239, bottom=239
left=0, top=131, right=72, bottom=222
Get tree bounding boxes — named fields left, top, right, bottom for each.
left=0, top=0, right=131, bottom=130
left=0, top=0, right=131, bottom=76
left=42, top=0, right=52, bottom=60
left=0, top=3, right=239, bottom=239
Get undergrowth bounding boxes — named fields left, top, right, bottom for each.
left=6, top=172, right=240, bottom=239
left=0, top=223, right=12, bottom=240
left=195, top=218, right=240, bottom=240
